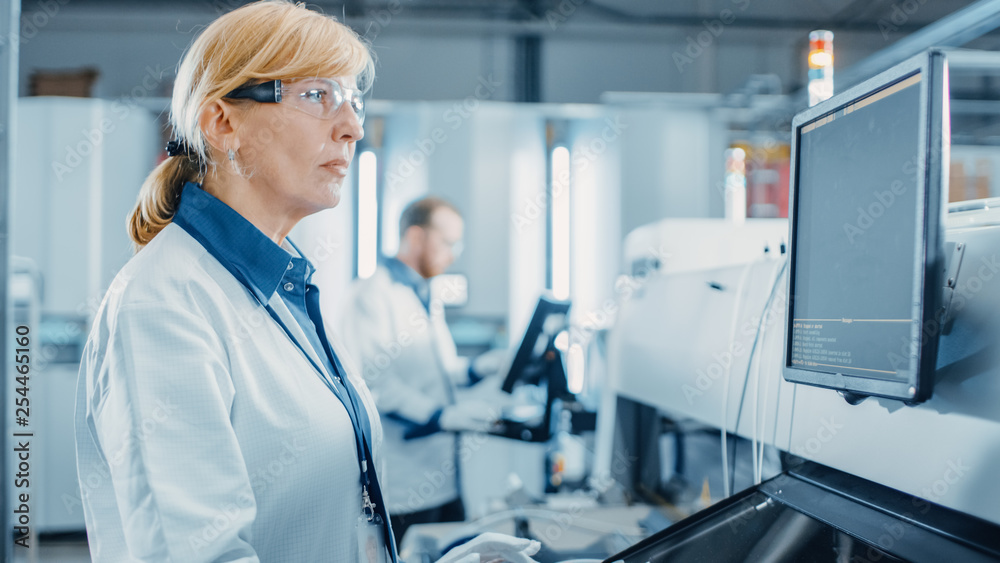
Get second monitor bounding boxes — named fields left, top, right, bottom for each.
left=491, top=294, right=572, bottom=442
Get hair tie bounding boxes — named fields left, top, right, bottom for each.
left=165, top=139, right=195, bottom=157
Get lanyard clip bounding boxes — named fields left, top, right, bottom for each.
left=362, top=486, right=377, bottom=522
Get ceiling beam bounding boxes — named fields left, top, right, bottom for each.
left=835, top=0, right=1000, bottom=93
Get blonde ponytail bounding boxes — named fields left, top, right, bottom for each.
left=127, top=155, right=200, bottom=251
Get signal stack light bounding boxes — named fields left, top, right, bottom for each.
left=808, top=30, right=834, bottom=107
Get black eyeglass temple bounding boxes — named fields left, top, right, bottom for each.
left=224, top=80, right=282, bottom=103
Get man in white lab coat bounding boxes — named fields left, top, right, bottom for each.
left=340, top=197, right=499, bottom=546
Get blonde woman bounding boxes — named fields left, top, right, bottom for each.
left=75, top=2, right=539, bottom=562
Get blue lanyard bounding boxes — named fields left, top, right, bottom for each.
left=260, top=287, right=399, bottom=562
left=261, top=302, right=371, bottom=484
left=173, top=217, right=397, bottom=561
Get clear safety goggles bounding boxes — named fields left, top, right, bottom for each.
left=225, top=77, right=365, bottom=125
left=427, top=225, right=463, bottom=258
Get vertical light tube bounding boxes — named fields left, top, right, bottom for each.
left=724, top=147, right=747, bottom=223
left=357, top=151, right=378, bottom=279
left=567, top=343, right=585, bottom=395
left=551, top=146, right=570, bottom=300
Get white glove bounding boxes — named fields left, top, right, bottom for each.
left=471, top=348, right=509, bottom=379
left=434, top=532, right=541, bottom=563
left=440, top=401, right=500, bottom=433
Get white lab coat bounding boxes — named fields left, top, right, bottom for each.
left=339, top=265, right=470, bottom=515
left=75, top=223, right=384, bottom=562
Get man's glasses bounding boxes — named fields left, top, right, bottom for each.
left=426, top=225, right=463, bottom=258
left=224, top=78, right=365, bottom=125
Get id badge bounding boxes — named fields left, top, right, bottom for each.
left=357, top=512, right=388, bottom=563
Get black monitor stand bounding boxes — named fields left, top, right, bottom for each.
left=490, top=337, right=570, bottom=443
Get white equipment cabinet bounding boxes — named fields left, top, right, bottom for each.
left=10, top=96, right=159, bottom=532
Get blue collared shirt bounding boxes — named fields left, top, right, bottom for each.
left=173, top=182, right=337, bottom=378
left=383, top=256, right=431, bottom=313
left=382, top=257, right=483, bottom=391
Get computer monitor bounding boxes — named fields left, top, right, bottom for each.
left=489, top=295, right=572, bottom=443
left=501, top=294, right=572, bottom=394
left=782, top=49, right=949, bottom=404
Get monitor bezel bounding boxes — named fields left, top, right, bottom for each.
left=782, top=49, right=948, bottom=404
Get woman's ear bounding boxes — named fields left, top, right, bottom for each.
left=199, top=99, right=242, bottom=158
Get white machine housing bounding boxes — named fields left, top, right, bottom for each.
left=602, top=214, right=1000, bottom=527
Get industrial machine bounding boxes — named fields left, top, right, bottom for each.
left=597, top=49, right=1000, bottom=561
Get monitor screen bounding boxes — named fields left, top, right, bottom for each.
left=501, top=295, right=571, bottom=394
left=783, top=50, right=948, bottom=403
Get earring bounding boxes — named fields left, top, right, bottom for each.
left=227, top=148, right=236, bottom=162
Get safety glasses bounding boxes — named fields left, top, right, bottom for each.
left=225, top=78, right=365, bottom=125
left=426, top=225, right=463, bottom=258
